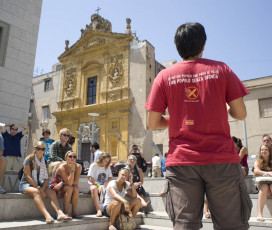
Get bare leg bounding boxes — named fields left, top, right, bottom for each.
left=257, top=184, right=269, bottom=219
left=63, top=185, right=73, bottom=215
left=129, top=197, right=141, bottom=217
left=0, top=157, right=7, bottom=182
left=90, top=185, right=102, bottom=215
left=107, top=201, right=121, bottom=228
left=24, top=187, right=54, bottom=223
left=71, top=185, right=79, bottom=217
left=204, top=199, right=210, bottom=218
left=138, top=193, right=150, bottom=207
left=45, top=188, right=71, bottom=221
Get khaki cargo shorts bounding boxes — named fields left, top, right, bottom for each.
left=165, top=163, right=252, bottom=230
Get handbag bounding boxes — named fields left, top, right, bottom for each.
left=18, top=167, right=24, bottom=180
left=116, top=214, right=136, bottom=230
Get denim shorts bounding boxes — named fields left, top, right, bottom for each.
left=19, top=182, right=31, bottom=194
left=102, top=205, right=110, bottom=217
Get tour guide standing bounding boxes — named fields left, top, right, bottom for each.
left=145, top=22, right=252, bottom=230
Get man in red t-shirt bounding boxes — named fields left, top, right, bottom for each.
left=145, top=23, right=252, bottom=230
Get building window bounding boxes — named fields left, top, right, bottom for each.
left=0, top=20, right=10, bottom=67
left=259, top=98, right=272, bottom=117
left=56, top=64, right=61, bottom=71
left=87, top=77, right=97, bottom=105
left=44, top=80, right=51, bottom=91
left=42, top=106, right=49, bottom=123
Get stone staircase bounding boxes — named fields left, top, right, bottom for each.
left=0, top=171, right=272, bottom=229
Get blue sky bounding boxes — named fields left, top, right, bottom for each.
left=34, top=0, right=272, bottom=81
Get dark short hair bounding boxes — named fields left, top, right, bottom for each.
left=174, top=22, right=206, bottom=59
left=42, top=128, right=51, bottom=136
left=92, top=142, right=99, bottom=150
left=232, top=136, right=243, bottom=149
left=69, top=135, right=75, bottom=145
left=10, top=124, right=16, bottom=129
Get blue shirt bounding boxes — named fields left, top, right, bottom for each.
left=161, top=157, right=166, bottom=172
left=2, top=131, right=23, bottom=157
left=40, top=138, right=54, bottom=161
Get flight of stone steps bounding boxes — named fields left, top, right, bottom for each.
left=1, top=164, right=272, bottom=230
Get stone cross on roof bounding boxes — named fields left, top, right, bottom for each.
left=95, top=7, right=101, bottom=15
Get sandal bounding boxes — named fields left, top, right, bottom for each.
left=257, top=216, right=265, bottom=221
left=45, top=217, right=54, bottom=224
left=96, top=210, right=103, bottom=217
left=57, top=214, right=72, bottom=222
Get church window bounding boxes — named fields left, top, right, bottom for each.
left=87, top=76, right=97, bottom=105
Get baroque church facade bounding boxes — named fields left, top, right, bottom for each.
left=30, top=14, right=165, bottom=163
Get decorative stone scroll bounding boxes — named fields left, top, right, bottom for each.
left=83, top=38, right=105, bottom=50
left=108, top=55, right=123, bottom=88
left=108, top=91, right=121, bottom=101
left=61, top=100, right=74, bottom=110
left=81, top=14, right=112, bottom=37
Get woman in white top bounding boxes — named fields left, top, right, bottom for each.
left=103, top=168, right=141, bottom=230
left=88, top=152, right=112, bottom=217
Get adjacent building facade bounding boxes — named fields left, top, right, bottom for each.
left=0, top=0, right=43, bottom=158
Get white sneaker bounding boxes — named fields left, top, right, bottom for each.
left=0, top=185, right=6, bottom=194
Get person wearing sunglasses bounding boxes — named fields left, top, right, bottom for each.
left=50, top=150, right=82, bottom=218
left=88, top=152, right=112, bottom=217
left=19, top=141, right=71, bottom=223
left=48, top=128, right=72, bottom=173
left=103, top=168, right=141, bottom=230
left=126, top=154, right=150, bottom=212
left=0, top=123, right=29, bottom=171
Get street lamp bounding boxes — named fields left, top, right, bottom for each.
left=88, top=113, right=99, bottom=144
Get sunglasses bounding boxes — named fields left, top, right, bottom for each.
left=11, top=128, right=18, bottom=131
left=62, top=134, right=71, bottom=137
left=68, top=155, right=77, bottom=159
left=129, top=158, right=136, bottom=161
left=36, top=147, right=46, bottom=151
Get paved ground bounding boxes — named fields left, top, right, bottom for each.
left=136, top=225, right=173, bottom=230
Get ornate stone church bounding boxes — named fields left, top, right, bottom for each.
left=30, top=14, right=165, bottom=163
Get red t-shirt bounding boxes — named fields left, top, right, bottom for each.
left=145, top=58, right=250, bottom=167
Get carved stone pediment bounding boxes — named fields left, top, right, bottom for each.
left=108, top=55, right=123, bottom=88
left=81, top=14, right=112, bottom=37
left=83, top=38, right=105, bottom=50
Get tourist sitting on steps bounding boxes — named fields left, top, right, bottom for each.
left=126, top=154, right=151, bottom=212
left=102, top=168, right=141, bottom=230
left=88, top=152, right=112, bottom=217
left=50, top=150, right=82, bottom=218
left=253, top=144, right=272, bottom=221
left=19, top=141, right=71, bottom=223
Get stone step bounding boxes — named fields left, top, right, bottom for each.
left=0, top=214, right=143, bottom=230
left=143, top=212, right=272, bottom=230
left=1, top=192, right=271, bottom=222
left=1, top=171, right=258, bottom=194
